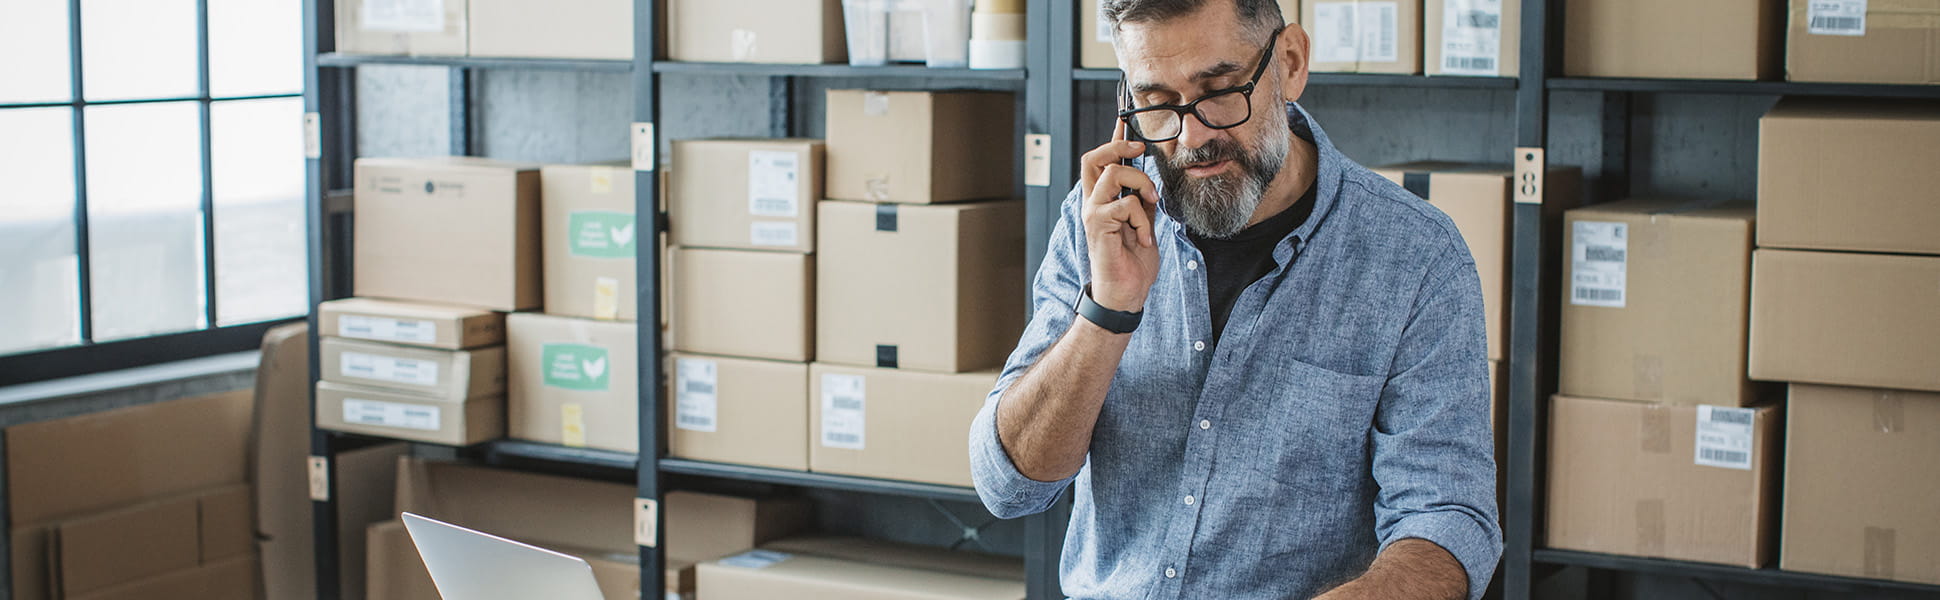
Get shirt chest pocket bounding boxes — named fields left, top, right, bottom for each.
left=1226, top=357, right=1385, bottom=495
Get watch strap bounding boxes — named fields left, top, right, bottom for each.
left=1077, top=284, right=1143, bottom=334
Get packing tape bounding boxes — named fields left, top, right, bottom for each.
left=875, top=203, right=899, bottom=232
left=1865, top=526, right=1898, bottom=579
left=1402, top=172, right=1432, bottom=201
left=1640, top=404, right=1672, bottom=454
left=1636, top=499, right=1667, bottom=556
left=1635, top=219, right=1668, bottom=259
left=875, top=344, right=900, bottom=368
left=1633, top=353, right=1664, bottom=401
left=730, top=29, right=758, bottom=61
left=865, top=176, right=892, bottom=202
left=1875, top=390, right=1905, bottom=434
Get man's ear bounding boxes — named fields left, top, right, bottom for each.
left=1277, top=24, right=1312, bottom=103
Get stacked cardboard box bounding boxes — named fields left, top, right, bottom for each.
left=1753, top=99, right=1940, bottom=585
left=1786, top=0, right=1940, bottom=85
left=337, top=0, right=638, bottom=60
left=665, top=0, right=846, bottom=64
left=1304, top=0, right=1425, bottom=74
left=1080, top=0, right=1299, bottom=70
left=700, top=536, right=1026, bottom=600
left=316, top=298, right=509, bottom=445
left=1563, top=0, right=1783, bottom=80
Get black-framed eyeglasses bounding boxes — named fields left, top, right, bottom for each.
left=1117, top=26, right=1284, bottom=143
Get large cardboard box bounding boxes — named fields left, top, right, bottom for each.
left=670, top=139, right=824, bottom=253
left=1563, top=0, right=1783, bottom=79
left=666, top=0, right=845, bottom=64
left=1546, top=395, right=1781, bottom=568
left=316, top=380, right=505, bottom=446
left=353, top=157, right=542, bottom=311
left=1373, top=163, right=1512, bottom=360
left=1757, top=98, right=1940, bottom=256
left=816, top=200, right=1025, bottom=372
left=666, top=491, right=814, bottom=564
left=321, top=337, right=506, bottom=401
left=468, top=0, right=630, bottom=60
left=700, top=537, right=1025, bottom=600
left=335, top=0, right=468, bottom=56
left=1786, top=0, right=1940, bottom=84
left=1749, top=249, right=1940, bottom=393
left=319, top=298, right=506, bottom=350
left=807, top=363, right=998, bottom=487
left=69, top=556, right=257, bottom=600
left=1782, top=384, right=1940, bottom=585
left=1559, top=198, right=1758, bottom=406
left=1304, top=0, right=1424, bottom=74
left=669, top=248, right=814, bottom=362
left=1426, top=0, right=1520, bottom=76
left=18, top=485, right=252, bottom=599
left=542, top=163, right=639, bottom=321
left=506, top=313, right=640, bottom=452
left=825, top=90, right=1016, bottom=204
left=668, top=353, right=811, bottom=470
left=1080, top=0, right=1298, bottom=69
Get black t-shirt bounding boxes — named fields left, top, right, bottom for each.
left=1187, top=185, right=1317, bottom=346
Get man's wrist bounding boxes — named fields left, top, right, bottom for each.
left=1077, top=284, right=1143, bottom=334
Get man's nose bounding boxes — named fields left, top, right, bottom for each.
left=1175, top=112, right=1220, bottom=152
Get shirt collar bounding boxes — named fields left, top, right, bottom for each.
left=1149, top=102, right=1346, bottom=257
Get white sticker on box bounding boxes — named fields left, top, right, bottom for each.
left=719, top=550, right=792, bottom=569
left=342, top=398, right=441, bottom=431
left=1312, top=2, right=1362, bottom=64
left=820, top=373, right=866, bottom=450
left=1694, top=405, right=1755, bottom=470
left=1096, top=3, right=1114, bottom=42
left=675, top=358, right=718, bottom=433
left=338, top=314, right=438, bottom=344
left=748, top=150, right=801, bottom=217
left=1440, top=0, right=1503, bottom=75
left=1570, top=221, right=1627, bottom=308
left=1359, top=2, right=1400, bottom=63
left=1808, top=0, right=1868, bottom=36
left=361, top=0, right=445, bottom=33
left=340, top=351, right=441, bottom=387
left=750, top=222, right=800, bottom=247
left=863, top=92, right=892, bottom=117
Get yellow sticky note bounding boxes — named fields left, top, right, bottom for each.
left=561, top=403, right=587, bottom=447
left=589, top=166, right=614, bottom=195
left=593, top=277, right=619, bottom=320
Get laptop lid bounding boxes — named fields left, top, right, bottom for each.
left=402, top=512, right=607, bottom=600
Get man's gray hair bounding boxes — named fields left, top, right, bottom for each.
left=1101, top=0, right=1283, bottom=42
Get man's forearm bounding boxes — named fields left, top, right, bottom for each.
left=1315, top=538, right=1468, bottom=600
left=994, top=317, right=1133, bottom=482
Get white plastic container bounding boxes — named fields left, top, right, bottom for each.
left=923, top=0, right=972, bottom=68
left=843, top=0, right=894, bottom=66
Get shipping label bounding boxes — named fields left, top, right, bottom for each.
left=719, top=550, right=792, bottom=569
left=748, top=150, right=802, bottom=217
left=542, top=343, right=611, bottom=392
left=750, top=222, right=800, bottom=247
left=1359, top=2, right=1400, bottom=63
left=361, top=0, right=445, bottom=33
left=1694, top=405, right=1755, bottom=470
left=338, top=314, right=438, bottom=344
left=568, top=211, right=637, bottom=259
left=1570, top=221, right=1627, bottom=308
left=675, top=358, right=719, bottom=433
left=340, top=351, right=441, bottom=387
left=342, top=398, right=441, bottom=431
left=820, top=373, right=867, bottom=450
left=1808, top=0, right=1868, bottom=36
left=1441, top=0, right=1503, bottom=75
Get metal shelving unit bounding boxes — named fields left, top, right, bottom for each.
left=1535, top=550, right=1940, bottom=596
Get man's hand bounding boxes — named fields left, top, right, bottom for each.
left=1313, top=538, right=1469, bottom=600
left=1079, top=119, right=1162, bottom=314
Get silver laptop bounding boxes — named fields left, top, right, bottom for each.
left=402, top=512, right=607, bottom=600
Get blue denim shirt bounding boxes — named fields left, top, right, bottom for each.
left=970, top=103, right=1501, bottom=600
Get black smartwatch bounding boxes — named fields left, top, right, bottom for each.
left=1077, top=284, right=1143, bottom=334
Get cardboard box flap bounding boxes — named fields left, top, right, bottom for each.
left=53, top=494, right=202, bottom=595
left=7, top=389, right=251, bottom=525
left=393, top=458, right=635, bottom=553
left=68, top=556, right=256, bottom=600
left=761, top=536, right=1024, bottom=581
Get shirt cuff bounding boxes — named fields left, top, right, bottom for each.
left=968, top=395, right=1073, bottom=519
left=1380, top=510, right=1503, bottom=600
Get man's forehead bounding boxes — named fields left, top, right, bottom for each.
left=1114, top=17, right=1259, bottom=92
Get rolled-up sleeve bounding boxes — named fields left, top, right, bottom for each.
left=1370, top=251, right=1503, bottom=600
left=970, top=187, right=1088, bottom=519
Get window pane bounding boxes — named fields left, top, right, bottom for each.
left=0, top=108, right=81, bottom=354
left=0, top=0, right=73, bottom=103
left=209, top=0, right=301, bottom=97
left=212, top=98, right=307, bottom=325
left=85, top=101, right=206, bottom=341
left=82, top=0, right=198, bottom=101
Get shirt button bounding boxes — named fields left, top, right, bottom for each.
left=1184, top=494, right=1196, bottom=506
left=1186, top=260, right=1199, bottom=271
left=1199, top=419, right=1211, bottom=430
left=1165, top=567, right=1177, bottom=579
left=1193, top=341, right=1206, bottom=352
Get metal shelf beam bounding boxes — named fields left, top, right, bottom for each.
left=1535, top=550, right=1940, bottom=595
left=659, top=459, right=985, bottom=504
left=317, top=52, right=633, bottom=72
left=652, top=61, right=1026, bottom=80
left=1548, top=77, right=1940, bottom=99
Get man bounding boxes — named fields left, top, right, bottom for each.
left=967, top=0, right=1500, bottom=598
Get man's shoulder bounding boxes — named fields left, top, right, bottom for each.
left=1331, top=163, right=1473, bottom=265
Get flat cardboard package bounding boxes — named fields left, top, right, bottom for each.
left=670, top=139, right=824, bottom=253
left=505, top=313, right=638, bottom=451
left=816, top=200, right=1025, bottom=372
left=666, top=0, right=845, bottom=64
left=320, top=337, right=506, bottom=401
left=1546, top=395, right=1780, bottom=568
left=353, top=157, right=541, bottom=311
left=319, top=298, right=506, bottom=350
left=20, top=484, right=252, bottom=599
left=315, top=380, right=505, bottom=446
left=1786, top=0, right=1940, bottom=84
left=1426, top=0, right=1521, bottom=76
left=700, top=536, right=1025, bottom=600
left=808, top=363, right=999, bottom=487
left=1563, top=0, right=1782, bottom=79
left=1304, top=0, right=1425, bottom=74
left=668, top=353, right=811, bottom=470
left=1748, top=249, right=1940, bottom=393
left=69, top=556, right=256, bottom=600
left=669, top=248, right=814, bottom=362
left=1373, top=163, right=1514, bottom=360
left=1781, top=384, right=1940, bottom=585
left=542, top=163, right=639, bottom=321
left=468, top=0, right=630, bottom=60
left=824, top=90, right=1016, bottom=204
left=1080, top=0, right=1298, bottom=69
left=1559, top=198, right=1758, bottom=406
left=1757, top=98, right=1940, bottom=256
left=336, top=0, right=468, bottom=56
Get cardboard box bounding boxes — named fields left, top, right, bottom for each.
left=321, top=337, right=507, bottom=400
left=1426, top=0, right=1520, bottom=76
left=1080, top=0, right=1298, bottom=69
left=506, top=313, right=640, bottom=452
left=1781, top=384, right=1940, bottom=584
left=825, top=90, right=1016, bottom=204
left=335, top=0, right=468, bottom=56
left=542, top=163, right=639, bottom=321
left=670, top=139, right=824, bottom=253
left=69, top=556, right=256, bottom=600
left=354, top=157, right=541, bottom=311
left=1372, top=163, right=1512, bottom=360
left=468, top=0, right=630, bottom=60
left=669, top=248, right=814, bottom=362
left=816, top=200, right=1025, bottom=372
left=666, top=491, right=813, bottom=564
left=668, top=353, right=811, bottom=470
left=807, top=363, right=998, bottom=487
left=1546, top=395, right=1781, bottom=568
left=1559, top=198, right=1758, bottom=406
left=316, top=380, right=505, bottom=446
left=700, top=537, right=1025, bottom=600
left=32, top=485, right=252, bottom=597
left=1304, top=0, right=1424, bottom=74
left=760, top=537, right=1026, bottom=581
left=666, top=0, right=845, bottom=64
left=7, top=390, right=250, bottom=526
left=319, top=297, right=506, bottom=350
left=1563, top=0, right=1782, bottom=79
left=1749, top=249, right=1940, bottom=393
left=1786, top=0, right=1940, bottom=84
left=1757, top=98, right=1940, bottom=256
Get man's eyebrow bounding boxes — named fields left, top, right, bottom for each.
left=1129, top=61, right=1247, bottom=95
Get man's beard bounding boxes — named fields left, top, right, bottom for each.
left=1155, top=106, right=1291, bottom=239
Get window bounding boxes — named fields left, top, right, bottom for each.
left=0, top=0, right=306, bottom=382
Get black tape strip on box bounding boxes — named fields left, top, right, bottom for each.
left=876, top=345, right=899, bottom=369
left=876, top=204, right=899, bottom=232
left=1402, top=172, right=1432, bottom=201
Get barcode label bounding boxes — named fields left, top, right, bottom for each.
left=1440, top=0, right=1503, bottom=75
left=1312, top=2, right=1362, bottom=64
left=342, top=398, right=441, bottom=432
left=747, top=150, right=801, bottom=217
left=1570, top=221, right=1627, bottom=308
left=750, top=222, right=799, bottom=247
left=1808, top=0, right=1868, bottom=36
left=1443, top=56, right=1496, bottom=73
left=341, top=351, right=441, bottom=387
left=361, top=0, right=445, bottom=33
left=1694, top=405, right=1755, bottom=470
left=675, top=358, right=718, bottom=433
left=1362, top=2, right=1400, bottom=63
left=820, top=373, right=867, bottom=450
left=1573, top=288, right=1622, bottom=302
left=338, top=314, right=438, bottom=344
